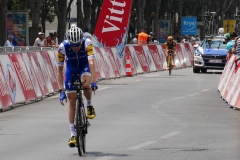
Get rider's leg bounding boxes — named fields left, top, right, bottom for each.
left=82, top=74, right=96, bottom=119
left=67, top=91, right=77, bottom=147
left=165, top=52, right=169, bottom=69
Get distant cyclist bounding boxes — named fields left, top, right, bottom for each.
left=165, top=36, right=176, bottom=69
left=57, top=25, right=98, bottom=147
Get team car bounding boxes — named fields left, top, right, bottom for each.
left=193, top=35, right=228, bottom=73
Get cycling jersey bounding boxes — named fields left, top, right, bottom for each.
left=57, top=38, right=94, bottom=91
left=165, top=41, right=176, bottom=50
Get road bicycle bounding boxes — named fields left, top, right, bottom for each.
left=167, top=49, right=174, bottom=76
left=70, top=74, right=90, bottom=156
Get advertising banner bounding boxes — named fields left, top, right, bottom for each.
left=111, top=47, right=126, bottom=76
left=142, top=45, right=157, bottom=72
left=179, top=43, right=191, bottom=67
left=8, top=53, right=37, bottom=101
left=147, top=45, right=164, bottom=71
left=176, top=44, right=186, bottom=68
left=28, top=52, right=49, bottom=96
left=156, top=44, right=167, bottom=69
left=92, top=47, right=105, bottom=80
left=183, top=43, right=194, bottom=66
left=223, top=20, right=236, bottom=33
left=159, top=20, right=170, bottom=43
left=6, top=11, right=29, bottom=45
left=133, top=46, right=150, bottom=73
left=40, top=51, right=59, bottom=91
left=47, top=50, right=58, bottom=78
left=103, top=47, right=120, bottom=77
left=99, top=48, right=116, bottom=78
left=0, top=61, right=13, bottom=108
left=0, top=54, right=25, bottom=103
left=182, top=17, right=197, bottom=35
left=94, top=47, right=110, bottom=79
left=21, top=52, right=42, bottom=98
left=93, top=0, right=133, bottom=58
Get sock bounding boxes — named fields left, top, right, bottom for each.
left=87, top=100, right=91, bottom=106
left=70, top=124, right=75, bottom=137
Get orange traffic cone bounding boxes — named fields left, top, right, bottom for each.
left=126, top=55, right=133, bottom=77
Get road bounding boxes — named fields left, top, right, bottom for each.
left=0, top=68, right=240, bottom=160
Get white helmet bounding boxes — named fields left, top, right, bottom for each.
left=67, top=26, right=83, bottom=44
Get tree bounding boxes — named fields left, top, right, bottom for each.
left=41, top=0, right=55, bottom=33
left=52, top=0, right=67, bottom=43
left=29, top=0, right=43, bottom=46
left=0, top=0, right=8, bottom=46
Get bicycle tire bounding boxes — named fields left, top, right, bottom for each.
left=81, top=104, right=87, bottom=153
left=168, top=55, right=172, bottom=76
left=76, top=98, right=84, bottom=156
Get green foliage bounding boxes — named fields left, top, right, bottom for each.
left=7, top=0, right=19, bottom=10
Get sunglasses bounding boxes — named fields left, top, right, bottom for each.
left=70, top=43, right=81, bottom=47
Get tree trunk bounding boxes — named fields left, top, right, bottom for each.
left=0, top=0, right=7, bottom=46
left=154, top=0, right=161, bottom=41
left=77, top=0, right=84, bottom=29
left=52, top=0, right=67, bottom=43
left=83, top=0, right=91, bottom=30
left=18, top=0, right=26, bottom=10
left=29, top=0, right=43, bottom=46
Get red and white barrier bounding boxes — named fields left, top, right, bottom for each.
left=3, top=42, right=233, bottom=110
left=218, top=55, right=240, bottom=109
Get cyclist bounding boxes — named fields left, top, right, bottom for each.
left=165, top=36, right=176, bottom=69
left=57, top=25, right=98, bottom=147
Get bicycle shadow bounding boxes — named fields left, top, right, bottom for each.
left=73, top=151, right=129, bottom=158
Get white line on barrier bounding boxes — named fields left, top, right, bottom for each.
left=159, top=131, right=181, bottom=139
left=95, top=156, right=115, bottom=160
left=187, top=93, right=200, bottom=96
left=128, top=141, right=157, bottom=150
left=201, top=89, right=210, bottom=92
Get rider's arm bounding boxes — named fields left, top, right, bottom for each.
left=85, top=39, right=96, bottom=83
left=57, top=43, right=66, bottom=90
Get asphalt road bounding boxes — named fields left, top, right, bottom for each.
left=0, top=67, right=240, bottom=160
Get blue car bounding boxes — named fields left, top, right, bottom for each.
left=193, top=36, right=228, bottom=73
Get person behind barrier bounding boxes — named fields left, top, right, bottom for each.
left=33, top=32, right=47, bottom=47
left=138, top=28, right=149, bottom=45
left=225, top=33, right=236, bottom=60
left=57, top=25, right=98, bottom=148
left=165, top=36, right=176, bottom=69
left=232, top=33, right=240, bottom=66
left=46, top=33, right=58, bottom=48
left=12, top=31, right=21, bottom=46
left=4, top=35, right=13, bottom=47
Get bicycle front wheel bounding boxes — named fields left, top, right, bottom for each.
left=168, top=56, right=172, bottom=76
left=76, top=99, right=84, bottom=156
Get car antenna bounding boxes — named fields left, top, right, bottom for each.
left=218, top=43, right=221, bottom=49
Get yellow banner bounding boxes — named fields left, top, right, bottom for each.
left=223, top=20, right=236, bottom=33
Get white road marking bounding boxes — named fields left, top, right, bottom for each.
left=187, top=93, right=200, bottom=96
left=98, top=87, right=109, bottom=91
left=144, top=75, right=156, bottom=77
left=172, top=97, right=185, bottom=100
left=151, top=105, right=159, bottom=109
left=135, top=80, right=140, bottom=81
left=128, top=141, right=157, bottom=150
left=201, top=89, right=210, bottom=92
left=47, top=95, right=58, bottom=99
left=95, top=156, right=115, bottom=160
left=159, top=131, right=181, bottom=139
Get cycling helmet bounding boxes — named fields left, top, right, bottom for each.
left=67, top=26, right=83, bottom=44
left=167, top=36, right=173, bottom=40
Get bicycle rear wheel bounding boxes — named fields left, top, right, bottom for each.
left=80, top=104, right=87, bottom=153
left=76, top=99, right=84, bottom=156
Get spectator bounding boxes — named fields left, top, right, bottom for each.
left=53, top=31, right=58, bottom=44
left=19, top=38, right=27, bottom=46
left=33, top=32, right=47, bottom=47
left=152, top=33, right=159, bottom=44
left=138, top=28, right=149, bottom=45
left=189, top=34, right=196, bottom=42
left=181, top=36, right=188, bottom=43
left=130, top=34, right=138, bottom=44
left=46, top=33, right=58, bottom=48
left=232, top=33, right=240, bottom=66
left=225, top=33, right=235, bottom=60
left=12, top=31, right=20, bottom=46
left=4, top=35, right=13, bottom=47
left=83, top=28, right=92, bottom=40
left=195, top=35, right=201, bottom=42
